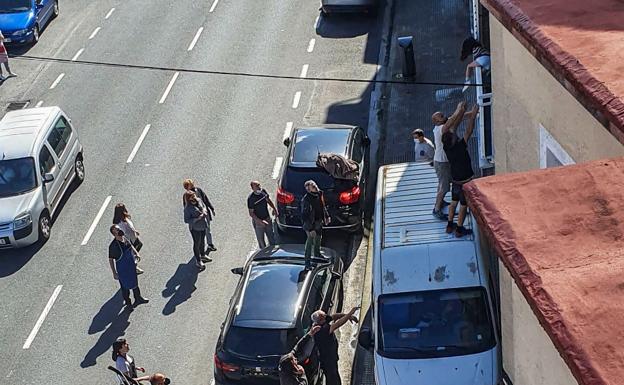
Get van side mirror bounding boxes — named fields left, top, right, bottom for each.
left=283, top=137, right=291, bottom=147
left=230, top=267, right=244, bottom=275
left=43, top=173, right=54, bottom=183
left=358, top=327, right=373, bottom=349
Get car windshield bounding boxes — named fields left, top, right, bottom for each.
left=0, top=157, right=37, bottom=197
left=0, top=0, right=32, bottom=13
left=292, top=129, right=350, bottom=163
left=378, top=287, right=495, bottom=359
left=225, top=326, right=298, bottom=358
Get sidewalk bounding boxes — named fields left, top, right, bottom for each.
left=351, top=0, right=479, bottom=383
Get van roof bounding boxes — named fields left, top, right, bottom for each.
left=0, top=107, right=61, bottom=160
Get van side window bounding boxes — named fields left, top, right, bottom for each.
left=39, top=146, right=55, bottom=175
left=302, top=269, right=328, bottom=330
left=47, top=117, right=72, bottom=157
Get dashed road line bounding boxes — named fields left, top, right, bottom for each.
left=105, top=7, right=115, bottom=19
left=126, top=124, right=152, bottom=163
left=272, top=157, right=283, bottom=179
left=209, top=0, right=220, bottom=13
left=299, top=64, right=309, bottom=78
left=23, top=285, right=63, bottom=349
left=88, top=27, right=101, bottom=40
left=49, top=73, right=65, bottom=89
left=159, top=72, right=180, bottom=104
left=71, top=48, right=85, bottom=61
left=35, top=101, right=44, bottom=108
left=307, top=38, right=316, bottom=53
left=292, top=91, right=302, bottom=109
left=187, top=27, right=204, bottom=51
left=81, top=195, right=112, bottom=246
left=283, top=122, right=293, bottom=141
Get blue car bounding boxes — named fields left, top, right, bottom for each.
left=0, top=0, right=59, bottom=45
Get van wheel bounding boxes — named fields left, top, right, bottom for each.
left=53, top=1, right=59, bottom=17
left=38, top=212, right=51, bottom=243
left=74, top=156, right=85, bottom=185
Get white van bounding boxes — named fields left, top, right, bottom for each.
left=0, top=107, right=84, bottom=248
left=359, top=162, right=501, bottom=385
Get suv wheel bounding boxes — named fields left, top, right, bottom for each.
left=74, top=156, right=85, bottom=185
left=38, top=212, right=51, bottom=243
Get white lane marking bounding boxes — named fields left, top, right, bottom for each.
left=292, top=91, right=302, bottom=109
left=159, top=72, right=180, bottom=104
left=314, top=15, right=321, bottom=30
left=49, top=73, right=65, bottom=89
left=187, top=27, right=204, bottom=51
left=299, top=64, right=309, bottom=78
left=283, top=122, right=293, bottom=141
left=209, top=0, right=220, bottom=13
left=23, top=285, right=63, bottom=349
left=81, top=195, right=112, bottom=246
left=272, top=157, right=283, bottom=179
left=105, top=7, right=115, bottom=19
left=71, top=48, right=85, bottom=61
left=307, top=38, right=316, bottom=53
left=88, top=27, right=101, bottom=40
left=35, top=100, right=44, bottom=108
left=126, top=124, right=152, bottom=163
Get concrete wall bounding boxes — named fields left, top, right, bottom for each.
left=488, top=17, right=624, bottom=173
left=499, top=262, right=578, bottom=385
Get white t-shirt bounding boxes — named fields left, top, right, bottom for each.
left=115, top=354, right=134, bottom=375
left=414, top=138, right=435, bottom=162
left=433, top=125, right=448, bottom=163
left=117, top=219, right=138, bottom=243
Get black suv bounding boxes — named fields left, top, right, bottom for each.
left=214, top=244, right=344, bottom=385
left=276, top=125, right=369, bottom=233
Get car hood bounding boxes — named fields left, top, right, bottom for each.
left=0, top=11, right=35, bottom=31
left=376, top=349, right=496, bottom=385
left=0, top=190, right=36, bottom=223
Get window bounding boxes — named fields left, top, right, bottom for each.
left=0, top=157, right=37, bottom=197
left=302, top=269, right=328, bottom=330
left=292, top=129, right=351, bottom=163
left=539, top=125, right=574, bottom=168
left=224, top=326, right=298, bottom=357
left=47, top=117, right=72, bottom=157
left=351, top=130, right=364, bottom=163
left=39, top=146, right=56, bottom=175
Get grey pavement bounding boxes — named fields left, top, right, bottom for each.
left=0, top=1, right=381, bottom=384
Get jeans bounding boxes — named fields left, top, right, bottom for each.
left=191, top=229, right=206, bottom=262
left=304, top=228, right=322, bottom=267
left=122, top=287, right=142, bottom=305
left=252, top=219, right=275, bottom=248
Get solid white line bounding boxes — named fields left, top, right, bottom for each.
left=187, top=27, right=204, bottom=51
left=23, top=285, right=63, bottom=349
left=292, top=91, right=302, bottom=109
left=88, top=27, right=101, bottom=40
left=49, top=73, right=65, bottom=89
left=159, top=72, right=180, bottom=104
left=71, top=48, right=85, bottom=61
left=209, top=0, right=220, bottom=13
left=35, top=100, right=44, bottom=108
left=81, top=196, right=112, bottom=246
left=272, top=157, right=283, bottom=179
left=283, top=122, right=293, bottom=141
left=105, top=7, right=115, bottom=19
left=126, top=124, right=152, bottom=163
left=299, top=64, right=309, bottom=78
left=307, top=38, right=316, bottom=53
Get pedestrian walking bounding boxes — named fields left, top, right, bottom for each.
left=442, top=103, right=479, bottom=237
left=278, top=325, right=321, bottom=385
left=311, top=308, right=359, bottom=385
left=0, top=31, right=16, bottom=82
left=301, top=180, right=330, bottom=269
left=183, top=191, right=212, bottom=270
left=112, top=338, right=146, bottom=382
left=412, top=128, right=435, bottom=162
left=182, top=179, right=216, bottom=252
left=108, top=225, right=149, bottom=311
left=247, top=181, right=278, bottom=248
left=113, top=203, right=144, bottom=274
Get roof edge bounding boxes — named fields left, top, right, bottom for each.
left=481, top=0, right=624, bottom=146
left=464, top=178, right=605, bottom=385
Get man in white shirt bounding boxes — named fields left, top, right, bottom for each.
left=412, top=129, right=435, bottom=162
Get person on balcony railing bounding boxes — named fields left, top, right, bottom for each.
left=461, top=37, right=490, bottom=89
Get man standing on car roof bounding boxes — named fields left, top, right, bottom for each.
left=301, top=180, right=330, bottom=269
left=311, top=307, right=360, bottom=385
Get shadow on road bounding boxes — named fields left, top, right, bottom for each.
left=81, top=291, right=131, bottom=368
left=161, top=258, right=200, bottom=316
left=316, top=13, right=378, bottom=39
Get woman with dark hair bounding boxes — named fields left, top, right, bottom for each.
left=460, top=37, right=491, bottom=86
left=113, top=203, right=144, bottom=274
left=112, top=338, right=146, bottom=381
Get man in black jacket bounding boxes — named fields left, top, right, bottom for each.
left=183, top=178, right=217, bottom=252
left=300, top=180, right=330, bottom=269
left=279, top=325, right=321, bottom=385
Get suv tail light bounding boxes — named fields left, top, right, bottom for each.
left=277, top=187, right=295, bottom=204
left=214, top=354, right=240, bottom=373
left=339, top=186, right=361, bottom=204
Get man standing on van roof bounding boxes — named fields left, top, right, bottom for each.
left=442, top=102, right=478, bottom=237
left=412, top=128, right=435, bottom=162
left=431, top=110, right=456, bottom=220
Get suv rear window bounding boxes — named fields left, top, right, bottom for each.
left=225, top=326, right=298, bottom=357
left=292, top=129, right=350, bottom=163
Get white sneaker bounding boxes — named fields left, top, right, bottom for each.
left=136, top=267, right=145, bottom=275
left=201, top=255, right=213, bottom=262
left=196, top=260, right=206, bottom=270
left=8, top=72, right=16, bottom=77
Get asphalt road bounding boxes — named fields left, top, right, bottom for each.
left=0, top=1, right=382, bottom=384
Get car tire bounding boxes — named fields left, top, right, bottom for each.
left=53, top=1, right=59, bottom=18
left=73, top=156, right=85, bottom=186
left=38, top=211, right=51, bottom=244
left=32, top=25, right=40, bottom=45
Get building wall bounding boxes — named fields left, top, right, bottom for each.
left=499, top=262, right=578, bottom=385
left=488, top=17, right=624, bottom=173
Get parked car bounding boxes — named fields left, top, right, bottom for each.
left=320, top=0, right=378, bottom=15
left=276, top=125, right=369, bottom=233
left=214, top=244, right=344, bottom=385
left=0, top=0, right=59, bottom=45
left=358, top=162, right=501, bottom=385
left=0, top=107, right=84, bottom=248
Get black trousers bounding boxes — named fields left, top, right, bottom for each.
left=122, top=287, right=142, bottom=305
left=190, top=229, right=206, bottom=262
left=321, top=361, right=341, bottom=385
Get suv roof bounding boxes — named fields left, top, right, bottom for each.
left=0, top=107, right=60, bottom=160
left=289, top=125, right=357, bottom=168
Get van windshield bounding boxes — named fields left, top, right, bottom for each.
left=378, top=287, right=495, bottom=359
left=0, top=158, right=37, bottom=197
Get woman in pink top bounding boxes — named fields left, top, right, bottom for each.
left=0, top=30, right=17, bottom=81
